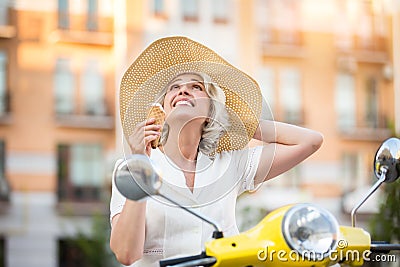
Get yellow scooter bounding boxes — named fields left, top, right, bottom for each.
left=114, top=138, right=400, bottom=267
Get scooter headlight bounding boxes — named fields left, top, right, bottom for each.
left=282, top=204, right=339, bottom=261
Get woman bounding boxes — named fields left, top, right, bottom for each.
left=110, top=37, right=323, bottom=266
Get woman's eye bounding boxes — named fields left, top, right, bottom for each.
left=193, top=84, right=203, bottom=91
left=169, top=84, right=180, bottom=91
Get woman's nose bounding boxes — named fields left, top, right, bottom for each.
left=178, top=84, right=190, bottom=95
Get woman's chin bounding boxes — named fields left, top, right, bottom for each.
left=166, top=112, right=207, bottom=126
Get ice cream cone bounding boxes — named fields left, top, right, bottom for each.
left=147, top=103, right=165, bottom=149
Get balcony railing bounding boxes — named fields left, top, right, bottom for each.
left=335, top=34, right=389, bottom=63
left=51, top=15, right=113, bottom=46
left=259, top=28, right=306, bottom=58
left=55, top=99, right=114, bottom=129
left=338, top=116, right=392, bottom=141
left=50, top=29, right=113, bottom=46
left=55, top=113, right=114, bottom=130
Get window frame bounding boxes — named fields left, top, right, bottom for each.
left=57, top=143, right=104, bottom=202
left=181, top=0, right=199, bottom=22
left=87, top=0, right=98, bottom=31
left=0, top=50, right=10, bottom=115
left=335, top=73, right=356, bottom=130
left=153, top=0, right=167, bottom=19
left=0, top=140, right=8, bottom=201
left=364, top=76, right=379, bottom=128
left=212, top=0, right=229, bottom=24
left=58, top=0, right=70, bottom=29
left=279, top=68, right=303, bottom=124
left=81, top=59, right=106, bottom=116
left=54, top=58, right=75, bottom=115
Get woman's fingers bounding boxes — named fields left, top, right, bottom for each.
left=129, top=119, right=162, bottom=155
left=132, top=120, right=161, bottom=134
left=133, top=118, right=155, bottom=131
left=144, top=134, right=159, bottom=143
left=144, top=131, right=161, bottom=137
left=144, top=124, right=162, bottom=132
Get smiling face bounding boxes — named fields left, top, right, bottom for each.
left=162, top=73, right=211, bottom=125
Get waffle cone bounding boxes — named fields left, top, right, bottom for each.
left=147, top=104, right=165, bottom=149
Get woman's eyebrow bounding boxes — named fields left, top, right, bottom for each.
left=170, top=78, right=183, bottom=84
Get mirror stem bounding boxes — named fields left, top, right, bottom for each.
left=159, top=193, right=224, bottom=238
left=351, top=167, right=387, bottom=227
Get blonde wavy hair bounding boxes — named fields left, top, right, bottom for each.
left=155, top=72, right=231, bottom=156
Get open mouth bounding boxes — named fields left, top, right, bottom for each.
left=173, top=99, right=194, bottom=107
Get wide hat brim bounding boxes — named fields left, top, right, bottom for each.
left=120, top=36, right=262, bottom=152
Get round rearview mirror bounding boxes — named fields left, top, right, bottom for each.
left=374, top=137, right=400, bottom=183
left=114, top=154, right=162, bottom=201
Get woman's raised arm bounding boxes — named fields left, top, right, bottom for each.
left=253, top=120, right=324, bottom=185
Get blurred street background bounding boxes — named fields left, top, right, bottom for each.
left=0, top=0, right=399, bottom=266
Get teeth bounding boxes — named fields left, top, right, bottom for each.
left=175, top=100, right=192, bottom=107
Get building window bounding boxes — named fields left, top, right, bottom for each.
left=0, top=51, right=9, bottom=115
left=87, top=0, right=98, bottom=31
left=153, top=0, right=167, bottom=18
left=58, top=0, right=69, bottom=29
left=82, top=59, right=106, bottom=116
left=154, top=0, right=163, bottom=14
left=285, top=166, right=300, bottom=188
left=276, top=0, right=300, bottom=45
left=256, top=67, right=275, bottom=116
left=181, top=0, right=198, bottom=22
left=0, top=140, right=8, bottom=201
left=356, top=0, right=373, bottom=50
left=255, top=0, right=301, bottom=46
left=342, top=152, right=359, bottom=192
left=266, top=165, right=300, bottom=188
left=54, top=58, right=75, bottom=115
left=255, top=0, right=273, bottom=44
left=57, top=143, right=104, bottom=202
left=54, top=58, right=109, bottom=118
left=334, top=0, right=354, bottom=50
left=279, top=68, right=302, bottom=124
left=213, top=0, right=228, bottom=24
left=342, top=151, right=374, bottom=192
left=365, top=77, right=379, bottom=128
left=0, top=236, right=5, bottom=267
left=335, top=73, right=355, bottom=130
left=58, top=0, right=100, bottom=31
left=0, top=0, right=9, bottom=26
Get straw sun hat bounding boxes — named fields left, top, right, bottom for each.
left=120, top=36, right=262, bottom=152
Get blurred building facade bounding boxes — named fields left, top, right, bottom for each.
left=0, top=0, right=116, bottom=266
left=0, top=0, right=397, bottom=266
left=235, top=0, right=396, bottom=231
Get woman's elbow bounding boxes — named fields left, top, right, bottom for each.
left=110, top=241, right=143, bottom=266
left=115, top=250, right=143, bottom=266
left=310, top=131, right=324, bottom=152
left=117, top=254, right=142, bottom=266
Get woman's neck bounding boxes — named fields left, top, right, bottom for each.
left=162, top=122, right=203, bottom=169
